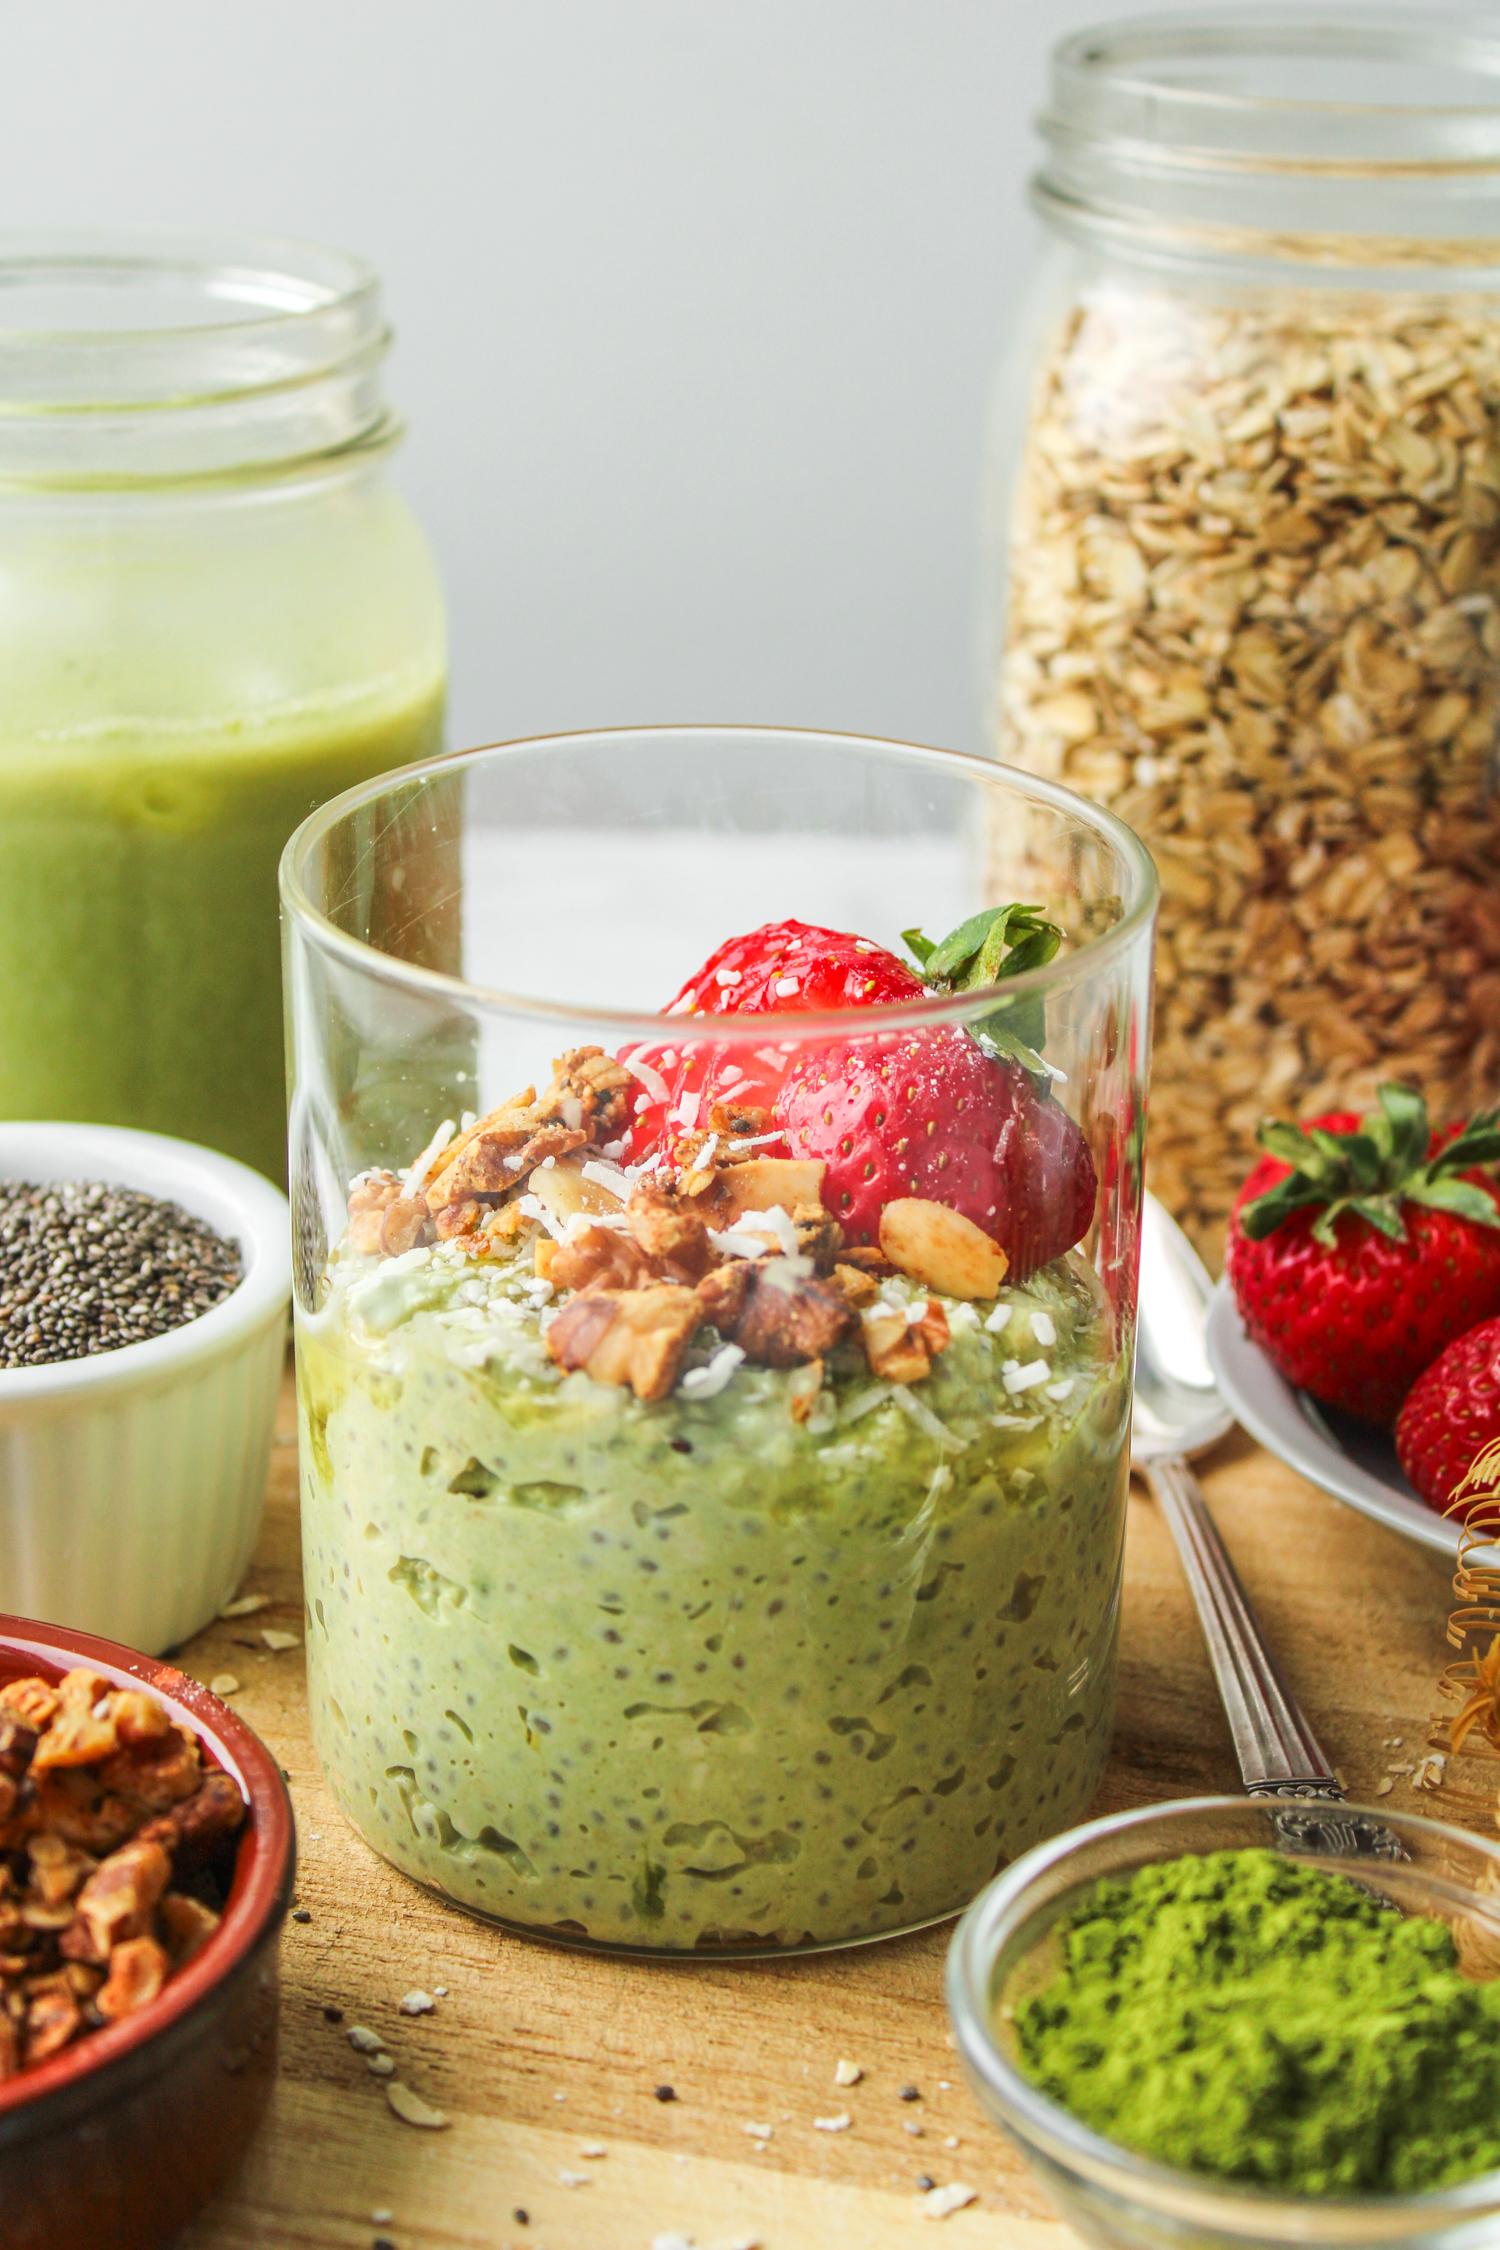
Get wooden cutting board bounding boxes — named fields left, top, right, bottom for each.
left=175, top=1365, right=1489, bottom=2250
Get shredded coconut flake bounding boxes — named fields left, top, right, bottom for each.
left=891, top=1386, right=968, bottom=1450
left=665, top=992, right=696, bottom=1015
left=581, top=1161, right=631, bottom=1200
left=718, top=1062, right=743, bottom=1085
left=842, top=1383, right=896, bottom=1425
left=754, top=1047, right=789, bottom=1069
left=621, top=1049, right=671, bottom=1104
left=403, top=1118, right=456, bottom=1191
left=679, top=1343, right=746, bottom=1399
left=759, top=1203, right=800, bottom=1257
left=672, top=1089, right=700, bottom=1130
left=705, top=1226, right=771, bottom=1261
left=687, top=1134, right=720, bottom=1176
left=1002, top=1358, right=1051, bottom=1395
left=984, top=1302, right=1015, bottom=1333
left=1045, top=1377, right=1074, bottom=1401
left=1030, top=1310, right=1057, bottom=1347
left=715, top=967, right=742, bottom=986
left=517, top=1193, right=568, bottom=1242
left=774, top=975, right=800, bottom=997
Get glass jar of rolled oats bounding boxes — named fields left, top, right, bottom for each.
left=983, top=12, right=1500, bottom=1265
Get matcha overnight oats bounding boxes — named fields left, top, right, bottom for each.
left=295, top=900, right=1136, bottom=1951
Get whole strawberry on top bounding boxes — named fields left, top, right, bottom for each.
left=1226, top=1085, right=1500, bottom=1425
left=620, top=907, right=1097, bottom=1276
left=1395, top=1316, right=1500, bottom=1518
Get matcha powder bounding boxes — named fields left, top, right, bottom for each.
left=1010, top=1848, right=1500, bottom=2196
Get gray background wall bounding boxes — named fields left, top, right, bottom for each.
left=0, top=0, right=1402, bottom=756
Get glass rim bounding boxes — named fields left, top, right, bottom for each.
left=1049, top=9, right=1500, bottom=140
left=946, top=1794, right=1500, bottom=2223
left=278, top=724, right=1160, bottom=1044
left=0, top=227, right=379, bottom=354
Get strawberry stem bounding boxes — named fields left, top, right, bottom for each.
left=1239, top=1084, right=1500, bottom=1246
left=902, top=905, right=1063, bottom=1079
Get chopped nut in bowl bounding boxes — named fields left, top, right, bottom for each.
left=0, top=1616, right=294, bottom=2250
left=284, top=726, right=1155, bottom=1955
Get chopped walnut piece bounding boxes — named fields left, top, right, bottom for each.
left=536, top=1047, right=632, bottom=1139
left=733, top=1265, right=853, bottom=1370
left=32, top=1678, right=117, bottom=1772
left=431, top=1120, right=586, bottom=1208
left=625, top=1187, right=714, bottom=1282
left=109, top=1692, right=172, bottom=1748
left=347, top=1172, right=402, bottom=1254
left=96, top=1936, right=169, bottom=2022
left=550, top=1224, right=653, bottom=1295
left=0, top=1679, right=59, bottom=1733
left=98, top=1725, right=202, bottom=1813
left=134, top=1771, right=246, bottom=1878
left=421, top=1090, right=538, bottom=1194
left=0, top=1718, right=37, bottom=1779
left=24, top=1972, right=81, bottom=2064
left=158, top=1892, right=221, bottom=1967
left=471, top=1202, right=540, bottom=1253
left=704, top=1158, right=828, bottom=1227
left=832, top=1262, right=880, bottom=1309
left=547, top=1284, right=703, bottom=1402
left=788, top=1359, right=825, bottom=1424
left=26, top=1833, right=96, bottom=1908
left=861, top=1299, right=952, bottom=1384
left=0, top=2012, right=16, bottom=2083
left=878, top=1199, right=1008, bottom=1300
left=29, top=1772, right=138, bottom=1857
left=695, top=1261, right=754, bottom=1336
left=380, top=1195, right=436, bottom=1256
left=790, top=1202, right=843, bottom=1274
left=707, top=1103, right=774, bottom=1140
left=0, top=1775, right=14, bottom=1829
left=68, top=1838, right=171, bottom=1964
left=433, top=1198, right=486, bottom=1241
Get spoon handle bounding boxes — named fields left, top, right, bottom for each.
left=1140, top=1453, right=1343, bottom=1801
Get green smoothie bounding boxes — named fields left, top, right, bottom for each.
left=0, top=686, right=442, bottom=1181
left=299, top=1225, right=1129, bottom=1950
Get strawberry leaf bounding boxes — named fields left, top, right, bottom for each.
left=900, top=926, right=937, bottom=970
left=1406, top=1176, right=1500, bottom=1229
left=904, top=904, right=1064, bottom=1077
left=1428, top=1108, right=1500, bottom=1178
left=1375, top=1082, right=1429, bottom=1175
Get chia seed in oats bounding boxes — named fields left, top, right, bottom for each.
left=0, top=1181, right=241, bottom=1368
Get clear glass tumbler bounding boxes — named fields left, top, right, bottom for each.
left=281, top=728, right=1157, bottom=1953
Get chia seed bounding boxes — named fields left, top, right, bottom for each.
left=0, top=1180, right=241, bottom=1369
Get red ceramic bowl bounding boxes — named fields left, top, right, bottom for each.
left=0, top=1617, right=294, bottom=2250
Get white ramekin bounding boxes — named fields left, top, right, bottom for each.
left=0, top=1123, right=291, bottom=1655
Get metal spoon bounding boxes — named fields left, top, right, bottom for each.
left=1132, top=1193, right=1346, bottom=1807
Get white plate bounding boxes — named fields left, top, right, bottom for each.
left=1204, top=1277, right=1461, bottom=1560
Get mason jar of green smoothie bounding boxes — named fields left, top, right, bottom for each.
left=0, top=231, right=447, bottom=1181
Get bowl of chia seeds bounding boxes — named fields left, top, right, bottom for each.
left=0, top=1123, right=291, bottom=1654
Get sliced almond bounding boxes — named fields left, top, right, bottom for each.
left=878, top=1199, right=1008, bottom=1299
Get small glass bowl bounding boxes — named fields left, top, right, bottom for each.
left=947, top=1796, right=1500, bottom=2250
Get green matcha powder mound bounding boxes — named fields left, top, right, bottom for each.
left=1011, top=1847, right=1500, bottom=2196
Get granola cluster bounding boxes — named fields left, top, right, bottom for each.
left=348, top=1048, right=1015, bottom=1404
left=993, top=288, right=1500, bottom=1263
left=0, top=1669, right=246, bottom=2079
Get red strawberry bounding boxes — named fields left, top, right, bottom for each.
left=664, top=919, right=924, bottom=1018
left=1395, top=1317, right=1500, bottom=1517
left=776, top=1029, right=1095, bottom=1271
left=619, top=922, right=923, bottom=1164
left=619, top=914, right=1097, bottom=1278
left=1226, top=1087, right=1500, bottom=1425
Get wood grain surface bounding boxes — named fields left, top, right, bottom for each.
left=174, top=1365, right=1492, bottom=2250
